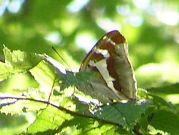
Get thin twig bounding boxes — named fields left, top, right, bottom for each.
left=0, top=95, right=121, bottom=127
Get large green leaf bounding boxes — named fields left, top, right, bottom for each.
left=150, top=110, right=179, bottom=135
left=94, top=101, right=150, bottom=130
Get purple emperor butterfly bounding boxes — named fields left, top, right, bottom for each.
left=77, top=30, right=137, bottom=103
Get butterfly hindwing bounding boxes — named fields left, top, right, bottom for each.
left=78, top=30, right=137, bottom=103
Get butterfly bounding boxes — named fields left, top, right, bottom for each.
left=45, top=30, right=137, bottom=103
left=77, top=30, right=137, bottom=103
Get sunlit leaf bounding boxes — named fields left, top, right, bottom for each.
left=3, top=46, right=42, bottom=71
left=0, top=47, right=43, bottom=81
left=26, top=106, right=73, bottom=134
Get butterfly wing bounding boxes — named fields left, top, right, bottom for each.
left=79, top=30, right=137, bottom=103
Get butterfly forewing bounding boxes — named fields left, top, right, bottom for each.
left=79, top=30, right=137, bottom=103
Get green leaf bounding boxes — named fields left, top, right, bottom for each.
left=59, top=71, right=77, bottom=91
left=150, top=110, right=179, bottom=135
left=3, top=46, right=42, bottom=71
left=56, top=116, right=124, bottom=135
left=0, top=99, right=23, bottom=115
left=0, top=62, right=13, bottom=81
left=26, top=106, right=73, bottom=134
left=0, top=47, right=43, bottom=81
left=42, top=55, right=76, bottom=91
left=0, top=113, right=28, bottom=135
left=148, top=83, right=179, bottom=95
left=150, top=94, right=175, bottom=110
left=148, top=83, right=179, bottom=105
left=30, top=60, right=57, bottom=95
left=94, top=101, right=150, bottom=129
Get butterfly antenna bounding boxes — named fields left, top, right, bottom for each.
left=52, top=46, right=76, bottom=97
left=51, top=46, right=71, bottom=71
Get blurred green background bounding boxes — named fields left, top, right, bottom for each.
left=0, top=0, right=179, bottom=101
left=1, top=0, right=179, bottom=97
left=0, top=0, right=179, bottom=133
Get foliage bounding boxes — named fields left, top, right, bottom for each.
left=0, top=0, right=179, bottom=134
left=0, top=47, right=178, bottom=135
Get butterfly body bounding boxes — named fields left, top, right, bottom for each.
left=79, top=30, right=137, bottom=103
